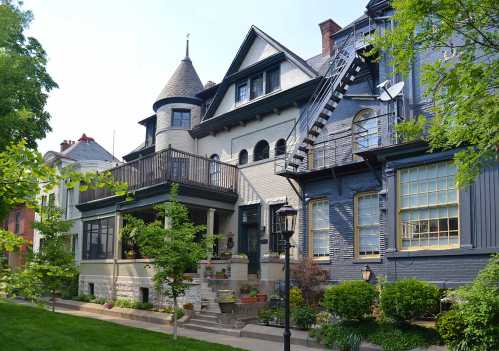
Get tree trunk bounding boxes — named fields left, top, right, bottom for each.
left=51, top=290, right=55, bottom=312
left=173, top=295, right=178, bottom=340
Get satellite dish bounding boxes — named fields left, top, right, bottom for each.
left=379, top=81, right=405, bottom=101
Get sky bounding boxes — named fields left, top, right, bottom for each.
left=24, top=0, right=368, bottom=159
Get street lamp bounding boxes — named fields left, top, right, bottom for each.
left=276, top=204, right=297, bottom=351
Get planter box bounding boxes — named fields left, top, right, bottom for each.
left=256, top=293, right=267, bottom=302
left=240, top=296, right=258, bottom=304
left=219, top=302, right=236, bottom=314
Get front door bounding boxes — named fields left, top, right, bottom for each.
left=238, top=205, right=260, bottom=274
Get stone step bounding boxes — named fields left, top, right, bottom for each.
left=182, top=323, right=241, bottom=337
left=193, top=314, right=218, bottom=323
left=187, top=318, right=221, bottom=328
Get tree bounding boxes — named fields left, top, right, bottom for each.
left=121, top=184, right=213, bottom=340
left=0, top=229, right=25, bottom=295
left=0, top=1, right=58, bottom=151
left=0, top=140, right=127, bottom=221
left=13, top=205, right=78, bottom=312
left=372, top=0, right=499, bottom=186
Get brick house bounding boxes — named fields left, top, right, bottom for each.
left=2, top=206, right=35, bottom=269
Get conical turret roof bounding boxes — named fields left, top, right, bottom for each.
left=153, top=38, right=204, bottom=111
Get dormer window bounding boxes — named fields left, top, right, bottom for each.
left=236, top=81, right=249, bottom=104
left=266, top=66, right=280, bottom=93
left=171, top=109, right=191, bottom=129
left=250, top=73, right=264, bottom=99
left=235, top=65, right=281, bottom=105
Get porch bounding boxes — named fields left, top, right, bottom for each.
left=79, top=147, right=239, bottom=204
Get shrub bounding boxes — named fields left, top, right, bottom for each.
left=291, top=256, right=326, bottom=305
left=135, top=302, right=153, bottom=310
left=290, top=287, right=304, bottom=307
left=258, top=307, right=272, bottom=325
left=292, top=305, right=316, bottom=330
left=334, top=330, right=362, bottom=351
left=315, top=311, right=333, bottom=327
left=73, top=294, right=93, bottom=302
left=323, top=281, right=376, bottom=320
left=437, top=254, right=499, bottom=351
left=315, top=320, right=440, bottom=351
left=380, top=279, right=439, bottom=322
left=436, top=310, right=465, bottom=348
left=114, top=298, right=136, bottom=309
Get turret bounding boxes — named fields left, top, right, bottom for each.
left=154, top=35, right=204, bottom=153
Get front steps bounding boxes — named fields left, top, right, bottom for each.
left=182, top=311, right=242, bottom=337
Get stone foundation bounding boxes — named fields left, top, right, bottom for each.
left=79, top=275, right=201, bottom=308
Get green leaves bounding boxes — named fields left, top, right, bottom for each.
left=0, top=2, right=57, bottom=150
left=373, top=0, right=499, bottom=186
left=121, top=184, right=213, bottom=300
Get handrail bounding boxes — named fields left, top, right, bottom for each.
left=79, top=147, right=239, bottom=203
left=285, top=31, right=355, bottom=144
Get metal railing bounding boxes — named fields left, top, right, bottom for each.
left=80, top=147, right=239, bottom=203
left=276, top=112, right=399, bottom=174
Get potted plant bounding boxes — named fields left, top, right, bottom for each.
left=104, top=299, right=114, bottom=309
left=241, top=288, right=258, bottom=304
left=217, top=290, right=236, bottom=313
left=220, top=251, right=232, bottom=260
left=256, top=291, right=267, bottom=302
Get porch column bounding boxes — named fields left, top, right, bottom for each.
left=112, top=213, right=123, bottom=300
left=207, top=208, right=216, bottom=259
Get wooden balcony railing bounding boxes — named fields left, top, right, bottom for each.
left=80, top=147, right=239, bottom=203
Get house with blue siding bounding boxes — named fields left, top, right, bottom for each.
left=73, top=0, right=497, bottom=323
left=277, top=0, right=498, bottom=287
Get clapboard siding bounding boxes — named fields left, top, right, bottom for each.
left=301, top=156, right=499, bottom=286
left=471, top=166, right=499, bottom=248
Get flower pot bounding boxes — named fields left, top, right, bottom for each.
left=219, top=302, right=235, bottom=313
left=240, top=295, right=257, bottom=304
left=256, top=293, right=267, bottom=302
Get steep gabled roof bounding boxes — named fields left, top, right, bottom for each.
left=202, top=25, right=319, bottom=121
left=45, top=134, right=118, bottom=164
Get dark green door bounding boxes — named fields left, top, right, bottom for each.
left=239, top=205, right=260, bottom=274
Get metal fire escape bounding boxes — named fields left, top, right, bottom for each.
left=276, top=29, right=374, bottom=175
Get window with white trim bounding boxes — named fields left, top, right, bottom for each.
left=309, top=199, right=329, bottom=257
left=355, top=192, right=380, bottom=258
left=398, top=161, right=459, bottom=250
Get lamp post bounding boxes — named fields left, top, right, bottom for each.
left=276, top=204, right=297, bottom=351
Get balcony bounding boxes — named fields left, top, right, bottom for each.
left=276, top=112, right=413, bottom=175
left=79, top=147, right=239, bottom=204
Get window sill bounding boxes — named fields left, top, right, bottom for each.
left=387, top=247, right=498, bottom=258
left=353, top=257, right=382, bottom=264
left=312, top=257, right=331, bottom=264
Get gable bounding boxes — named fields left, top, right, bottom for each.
left=239, top=36, right=279, bottom=71
left=203, top=26, right=318, bottom=121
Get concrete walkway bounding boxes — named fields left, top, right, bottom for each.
left=18, top=301, right=319, bottom=351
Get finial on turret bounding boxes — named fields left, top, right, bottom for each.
left=186, top=33, right=190, bottom=58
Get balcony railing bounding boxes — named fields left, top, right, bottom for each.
left=276, top=112, right=401, bottom=174
left=80, top=147, right=239, bottom=203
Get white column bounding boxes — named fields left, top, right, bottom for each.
left=207, top=208, right=216, bottom=258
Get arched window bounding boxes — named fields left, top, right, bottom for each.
left=239, top=149, right=248, bottom=165
left=253, top=140, right=269, bottom=161
left=353, top=109, right=378, bottom=152
left=275, top=139, right=286, bottom=157
left=209, top=154, right=220, bottom=186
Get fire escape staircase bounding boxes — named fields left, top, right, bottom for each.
left=280, top=32, right=370, bottom=174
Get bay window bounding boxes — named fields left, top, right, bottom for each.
left=398, top=161, right=459, bottom=250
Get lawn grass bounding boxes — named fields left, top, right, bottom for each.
left=0, top=300, right=245, bottom=351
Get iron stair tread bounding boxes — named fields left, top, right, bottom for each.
left=292, top=154, right=304, bottom=161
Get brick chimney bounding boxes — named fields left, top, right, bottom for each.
left=60, top=140, right=71, bottom=152
left=319, top=19, right=342, bottom=56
